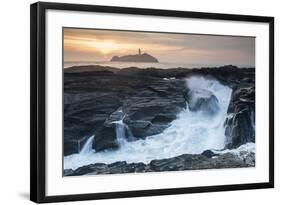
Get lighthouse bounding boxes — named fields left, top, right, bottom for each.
left=138, top=48, right=141, bottom=55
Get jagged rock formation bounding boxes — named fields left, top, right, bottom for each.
left=64, top=150, right=255, bottom=176
left=224, top=84, right=255, bottom=149
left=64, top=66, right=187, bottom=155
left=64, top=65, right=255, bottom=160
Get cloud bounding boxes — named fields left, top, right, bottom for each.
left=64, top=28, right=255, bottom=66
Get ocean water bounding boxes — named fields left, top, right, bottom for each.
left=64, top=61, right=229, bottom=69
left=64, top=76, right=239, bottom=170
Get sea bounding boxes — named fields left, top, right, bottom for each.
left=64, top=61, right=251, bottom=69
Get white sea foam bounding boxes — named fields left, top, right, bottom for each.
left=212, top=142, right=256, bottom=159
left=79, top=135, right=94, bottom=155
left=64, top=76, right=239, bottom=170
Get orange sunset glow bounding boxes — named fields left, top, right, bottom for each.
left=64, top=28, right=255, bottom=67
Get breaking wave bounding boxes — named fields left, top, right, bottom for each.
left=64, top=76, right=233, bottom=170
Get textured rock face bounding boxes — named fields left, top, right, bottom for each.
left=64, top=151, right=255, bottom=176
left=224, top=85, right=255, bottom=149
left=93, top=126, right=118, bottom=152
left=64, top=91, right=122, bottom=155
left=64, top=67, right=187, bottom=155
left=64, top=65, right=255, bottom=156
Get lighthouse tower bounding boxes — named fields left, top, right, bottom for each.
left=138, top=48, right=141, bottom=55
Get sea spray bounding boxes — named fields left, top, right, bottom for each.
left=79, top=135, right=95, bottom=155
left=110, top=110, right=135, bottom=145
left=64, top=76, right=233, bottom=170
left=112, top=116, right=127, bottom=145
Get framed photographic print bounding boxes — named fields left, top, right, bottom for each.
left=30, top=2, right=274, bottom=203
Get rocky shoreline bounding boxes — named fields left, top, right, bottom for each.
left=64, top=64, right=255, bottom=175
left=64, top=149, right=255, bottom=176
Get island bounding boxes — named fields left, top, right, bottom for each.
left=110, top=49, right=159, bottom=63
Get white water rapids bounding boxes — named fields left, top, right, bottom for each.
left=64, top=76, right=234, bottom=170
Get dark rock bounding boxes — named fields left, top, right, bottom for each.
left=122, top=89, right=186, bottom=139
left=149, top=152, right=254, bottom=172
left=64, top=64, right=255, bottom=155
left=64, top=65, right=119, bottom=74
left=107, top=161, right=129, bottom=174
left=150, top=157, right=185, bottom=171
left=64, top=151, right=255, bottom=176
left=104, top=108, right=124, bottom=126
left=201, top=150, right=218, bottom=158
left=244, top=152, right=255, bottom=166
left=151, top=114, right=176, bottom=124
left=108, top=161, right=127, bottom=168
left=125, top=117, right=170, bottom=139
left=64, top=67, right=189, bottom=154
left=93, top=126, right=119, bottom=152
left=65, top=161, right=148, bottom=176
left=224, top=85, right=255, bottom=149
left=132, top=163, right=147, bottom=172
left=63, top=169, right=74, bottom=176
left=125, top=120, right=151, bottom=138
left=67, top=163, right=107, bottom=176
left=63, top=92, right=122, bottom=155
left=62, top=164, right=101, bottom=176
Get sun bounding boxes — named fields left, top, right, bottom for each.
left=89, top=40, right=125, bottom=54
left=64, top=35, right=137, bottom=55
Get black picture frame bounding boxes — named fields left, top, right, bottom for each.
left=30, top=1, right=274, bottom=203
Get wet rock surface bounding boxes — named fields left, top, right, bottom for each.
left=64, top=151, right=255, bottom=176
left=224, top=85, right=255, bottom=149
left=64, top=65, right=255, bottom=156
left=64, top=66, right=187, bottom=155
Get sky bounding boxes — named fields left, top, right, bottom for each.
left=64, top=28, right=255, bottom=67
